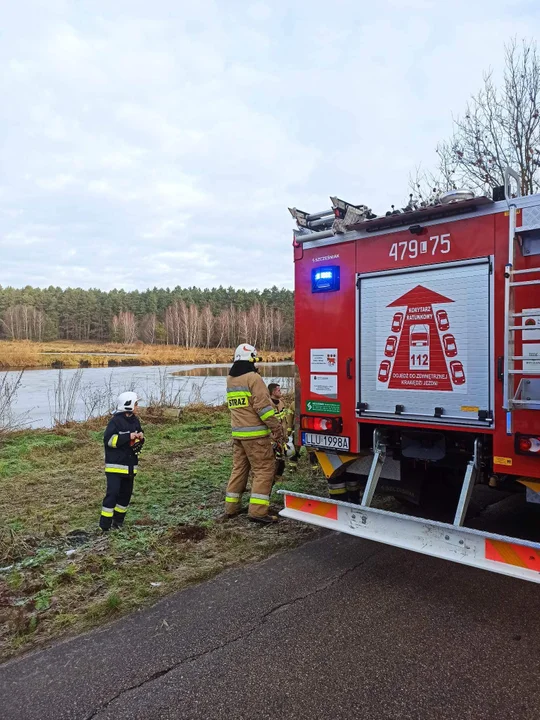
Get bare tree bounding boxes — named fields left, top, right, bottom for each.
left=238, top=309, right=249, bottom=345
left=408, top=156, right=459, bottom=208
left=184, top=303, right=201, bottom=348
left=112, top=311, right=137, bottom=344
left=215, top=305, right=238, bottom=348
left=214, top=307, right=231, bottom=348
left=139, top=313, right=157, bottom=344
left=246, top=303, right=261, bottom=347
left=1, top=305, right=46, bottom=341
left=200, top=305, right=214, bottom=348
left=164, top=301, right=202, bottom=347
left=275, top=308, right=284, bottom=350
left=411, top=39, right=540, bottom=200
left=164, top=302, right=181, bottom=345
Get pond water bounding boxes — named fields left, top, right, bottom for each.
left=4, top=363, right=295, bottom=429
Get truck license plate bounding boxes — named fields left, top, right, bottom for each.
left=302, top=433, right=350, bottom=451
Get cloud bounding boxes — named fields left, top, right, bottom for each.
left=1, top=0, right=539, bottom=291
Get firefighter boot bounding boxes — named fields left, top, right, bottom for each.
left=112, top=505, right=128, bottom=529
left=328, top=479, right=349, bottom=503
left=99, top=510, right=114, bottom=532
left=345, top=478, right=362, bottom=505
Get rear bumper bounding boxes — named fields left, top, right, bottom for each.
left=279, top=490, right=540, bottom=584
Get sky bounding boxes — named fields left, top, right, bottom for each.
left=1, top=0, right=539, bottom=292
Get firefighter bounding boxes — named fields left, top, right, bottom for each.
left=328, top=473, right=361, bottom=504
left=100, top=391, right=144, bottom=531
left=224, top=345, right=285, bottom=524
left=270, top=385, right=321, bottom=475
left=268, top=383, right=288, bottom=482
left=284, top=401, right=304, bottom=472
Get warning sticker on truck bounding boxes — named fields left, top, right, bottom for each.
left=310, top=374, right=338, bottom=399
left=376, top=285, right=467, bottom=393
left=310, top=348, right=338, bottom=373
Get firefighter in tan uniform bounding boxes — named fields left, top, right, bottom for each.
left=225, top=344, right=285, bottom=524
left=268, top=383, right=293, bottom=482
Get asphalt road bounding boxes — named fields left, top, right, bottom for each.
left=1, top=530, right=540, bottom=720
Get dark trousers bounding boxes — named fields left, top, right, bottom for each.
left=288, top=450, right=300, bottom=470
left=100, top=473, right=134, bottom=530
left=328, top=475, right=361, bottom=505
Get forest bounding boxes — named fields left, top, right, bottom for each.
left=0, top=285, right=294, bottom=350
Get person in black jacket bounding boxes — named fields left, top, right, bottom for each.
left=100, top=391, right=144, bottom=531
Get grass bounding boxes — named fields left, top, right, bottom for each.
left=0, top=405, right=326, bottom=661
left=0, top=340, right=294, bottom=369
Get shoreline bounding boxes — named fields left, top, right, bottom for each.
left=0, top=341, right=294, bottom=370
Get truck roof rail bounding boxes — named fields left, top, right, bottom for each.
left=292, top=195, right=494, bottom=243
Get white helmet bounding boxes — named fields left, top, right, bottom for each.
left=116, top=391, right=138, bottom=413
left=283, top=436, right=296, bottom=458
left=234, top=343, right=259, bottom=362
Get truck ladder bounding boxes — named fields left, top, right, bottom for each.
left=360, top=430, right=481, bottom=527
left=502, top=168, right=540, bottom=431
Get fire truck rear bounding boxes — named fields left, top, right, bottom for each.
left=281, top=169, right=540, bottom=583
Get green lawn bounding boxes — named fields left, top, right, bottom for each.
left=0, top=405, right=327, bottom=660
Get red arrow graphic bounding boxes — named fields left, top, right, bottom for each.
left=387, top=285, right=454, bottom=307
left=385, top=285, right=457, bottom=391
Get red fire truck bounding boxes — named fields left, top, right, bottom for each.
left=281, top=169, right=540, bottom=583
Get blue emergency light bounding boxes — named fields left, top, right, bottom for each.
left=312, top=265, right=340, bottom=293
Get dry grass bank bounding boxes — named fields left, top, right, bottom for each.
left=0, top=341, right=293, bottom=369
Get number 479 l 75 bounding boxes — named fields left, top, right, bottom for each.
left=389, top=234, right=451, bottom=262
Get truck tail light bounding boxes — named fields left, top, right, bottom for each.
left=515, top=433, right=540, bottom=456
left=301, top=415, right=343, bottom=434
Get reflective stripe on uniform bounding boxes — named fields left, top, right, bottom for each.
left=108, top=434, right=119, bottom=448
left=101, top=507, right=114, bottom=517
left=114, top=505, right=128, bottom=513
left=231, top=425, right=270, bottom=438
left=105, top=464, right=138, bottom=474
left=258, top=406, right=276, bottom=421
left=227, top=388, right=252, bottom=397
left=225, top=496, right=241, bottom=503
left=250, top=495, right=270, bottom=505
left=329, top=487, right=347, bottom=495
